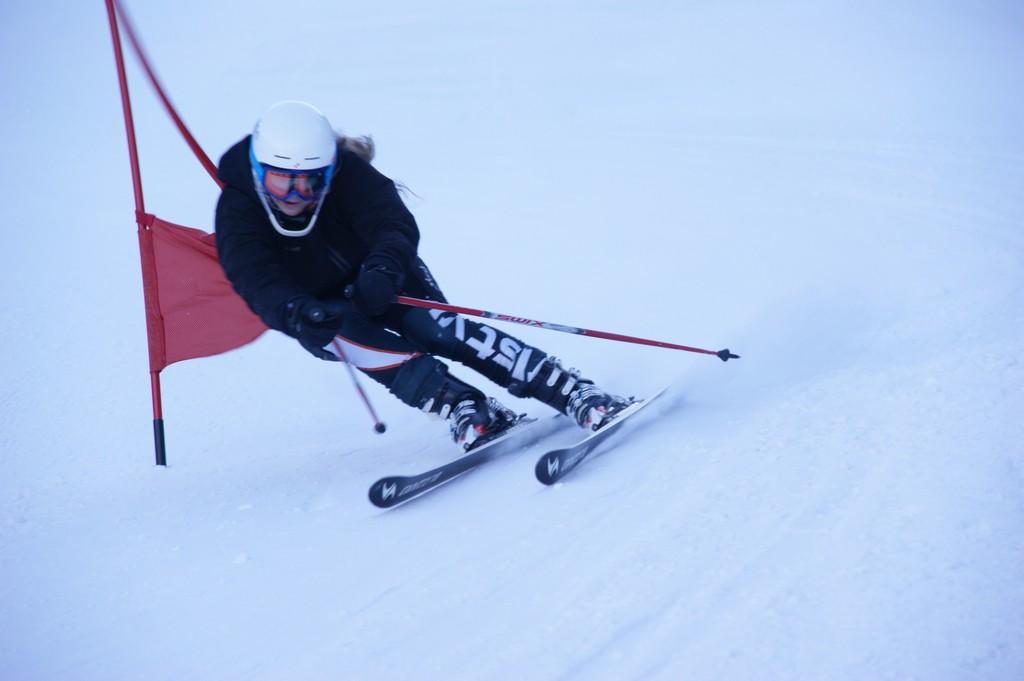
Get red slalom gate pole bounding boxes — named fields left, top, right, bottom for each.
left=394, top=296, right=740, bottom=361
left=111, top=0, right=222, bottom=187
left=106, top=0, right=168, bottom=465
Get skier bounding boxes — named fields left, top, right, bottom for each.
left=215, top=100, right=627, bottom=450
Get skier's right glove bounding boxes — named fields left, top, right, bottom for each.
left=284, top=296, right=346, bottom=361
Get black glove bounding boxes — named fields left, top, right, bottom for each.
left=352, top=263, right=400, bottom=317
left=284, top=296, right=346, bottom=361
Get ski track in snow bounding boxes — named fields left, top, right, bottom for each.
left=2, top=1, right=1024, bottom=679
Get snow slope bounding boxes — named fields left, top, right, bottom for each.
left=2, top=1, right=1023, bottom=679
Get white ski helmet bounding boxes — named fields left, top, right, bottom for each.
left=250, top=100, right=338, bottom=237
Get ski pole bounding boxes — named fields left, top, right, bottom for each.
left=394, top=296, right=740, bottom=361
left=330, top=340, right=387, bottom=433
left=309, top=303, right=387, bottom=433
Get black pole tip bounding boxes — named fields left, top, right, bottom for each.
left=717, top=348, right=740, bottom=362
left=374, top=422, right=387, bottom=434
left=153, top=418, right=167, bottom=466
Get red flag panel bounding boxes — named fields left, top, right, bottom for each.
left=145, top=214, right=266, bottom=369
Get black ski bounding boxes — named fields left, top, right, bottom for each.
left=535, top=388, right=668, bottom=485
left=369, top=416, right=566, bottom=508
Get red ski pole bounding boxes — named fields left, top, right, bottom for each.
left=330, top=341, right=388, bottom=433
left=394, top=296, right=740, bottom=361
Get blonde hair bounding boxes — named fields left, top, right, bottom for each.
left=338, top=132, right=416, bottom=198
left=337, top=133, right=375, bottom=163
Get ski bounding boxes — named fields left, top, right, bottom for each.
left=535, top=388, right=668, bottom=485
left=369, top=415, right=567, bottom=508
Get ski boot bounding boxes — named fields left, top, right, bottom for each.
left=421, top=374, right=520, bottom=451
left=512, top=356, right=630, bottom=431
left=564, top=381, right=631, bottom=431
left=448, top=396, right=519, bottom=451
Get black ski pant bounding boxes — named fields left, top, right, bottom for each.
left=323, top=300, right=557, bottom=411
left=314, top=258, right=564, bottom=412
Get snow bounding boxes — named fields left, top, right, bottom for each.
left=3, top=1, right=1023, bottom=679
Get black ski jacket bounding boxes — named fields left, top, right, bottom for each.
left=215, top=136, right=431, bottom=334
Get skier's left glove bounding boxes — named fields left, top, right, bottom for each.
left=285, top=296, right=346, bottom=361
left=352, top=263, right=401, bottom=317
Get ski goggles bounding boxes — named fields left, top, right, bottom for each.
left=253, top=160, right=333, bottom=201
